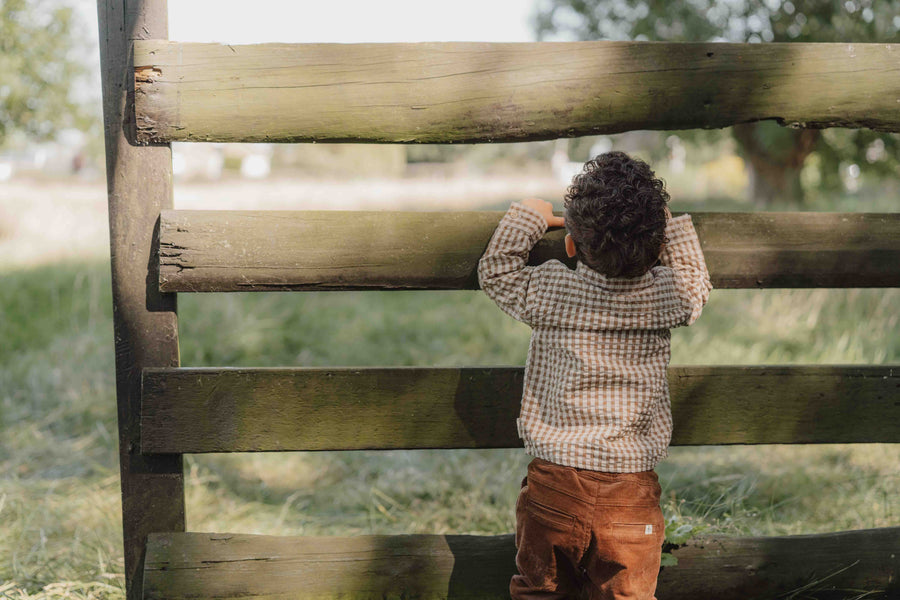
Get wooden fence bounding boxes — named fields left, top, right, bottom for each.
left=157, top=210, right=900, bottom=290
left=133, top=41, right=900, bottom=143
left=97, top=2, right=900, bottom=598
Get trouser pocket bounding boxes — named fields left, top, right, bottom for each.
left=513, top=473, right=584, bottom=593
left=584, top=505, right=665, bottom=599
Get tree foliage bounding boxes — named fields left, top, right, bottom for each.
left=0, top=0, right=86, bottom=147
left=534, top=0, right=900, bottom=204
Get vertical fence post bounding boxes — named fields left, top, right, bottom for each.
left=97, top=1, right=183, bottom=599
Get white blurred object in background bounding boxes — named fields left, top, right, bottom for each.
left=551, top=140, right=582, bottom=186
left=241, top=153, right=271, bottom=179
left=589, top=137, right=613, bottom=158
left=172, top=143, right=225, bottom=180
left=666, top=135, right=686, bottom=173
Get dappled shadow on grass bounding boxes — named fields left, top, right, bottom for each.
left=185, top=449, right=530, bottom=537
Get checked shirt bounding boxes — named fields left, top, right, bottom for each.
left=478, top=203, right=712, bottom=472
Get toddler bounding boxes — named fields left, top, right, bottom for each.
left=477, top=151, right=712, bottom=599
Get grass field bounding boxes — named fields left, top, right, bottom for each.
left=2, top=170, right=899, bottom=599
left=1, top=255, right=898, bottom=599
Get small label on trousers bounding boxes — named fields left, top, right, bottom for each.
left=645, top=524, right=653, bottom=534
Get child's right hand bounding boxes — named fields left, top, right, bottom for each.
left=521, top=198, right=565, bottom=228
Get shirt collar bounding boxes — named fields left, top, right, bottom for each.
left=575, top=262, right=655, bottom=290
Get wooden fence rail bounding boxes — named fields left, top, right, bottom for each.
left=134, top=41, right=900, bottom=144
left=140, top=366, right=900, bottom=453
left=158, top=210, right=900, bottom=292
left=143, top=529, right=900, bottom=600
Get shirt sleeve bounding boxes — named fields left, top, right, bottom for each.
left=477, top=202, right=549, bottom=324
left=659, top=214, right=713, bottom=326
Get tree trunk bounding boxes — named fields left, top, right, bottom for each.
left=744, top=160, right=804, bottom=207
left=732, top=121, right=820, bottom=207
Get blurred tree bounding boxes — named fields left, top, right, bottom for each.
left=534, top=0, right=900, bottom=205
left=0, top=0, right=86, bottom=148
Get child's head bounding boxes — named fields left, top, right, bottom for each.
left=563, top=151, right=669, bottom=278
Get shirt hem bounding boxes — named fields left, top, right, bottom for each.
left=522, top=441, right=665, bottom=474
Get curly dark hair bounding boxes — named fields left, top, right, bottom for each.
left=564, top=151, right=669, bottom=278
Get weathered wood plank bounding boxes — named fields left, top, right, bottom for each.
left=133, top=41, right=900, bottom=144
left=157, top=210, right=900, bottom=291
left=140, top=366, right=900, bottom=453
left=143, top=528, right=900, bottom=599
left=98, top=2, right=184, bottom=600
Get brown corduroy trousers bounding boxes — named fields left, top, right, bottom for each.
left=511, top=457, right=665, bottom=600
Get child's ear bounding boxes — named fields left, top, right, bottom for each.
left=565, top=234, right=577, bottom=258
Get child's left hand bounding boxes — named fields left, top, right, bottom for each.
left=521, top=198, right=565, bottom=228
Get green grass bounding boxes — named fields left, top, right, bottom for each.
left=1, top=262, right=122, bottom=598
left=1, top=258, right=898, bottom=598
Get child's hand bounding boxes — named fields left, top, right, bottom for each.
left=521, top=198, right=565, bottom=228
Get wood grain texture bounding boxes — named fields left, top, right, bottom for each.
left=140, top=366, right=900, bottom=453
left=143, top=529, right=900, bottom=599
left=98, top=2, right=184, bottom=599
left=133, top=41, right=900, bottom=144
left=157, top=210, right=900, bottom=291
